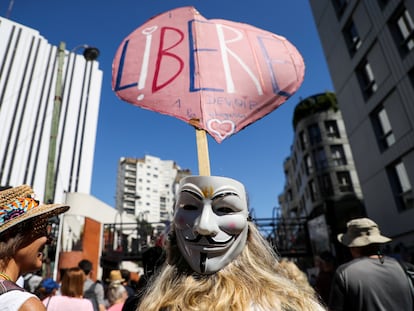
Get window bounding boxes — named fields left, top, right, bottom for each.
left=388, top=160, right=413, bottom=211
left=343, top=19, right=362, bottom=55
left=325, top=120, right=340, bottom=138
left=331, top=145, right=347, bottom=166
left=299, top=131, right=307, bottom=150
left=308, top=124, right=322, bottom=145
left=409, top=66, right=414, bottom=88
left=332, top=0, right=348, bottom=18
left=357, top=59, right=378, bottom=98
left=371, top=105, right=395, bottom=151
left=337, top=171, right=353, bottom=192
left=309, top=180, right=318, bottom=202
left=389, top=6, right=414, bottom=55
left=304, top=154, right=313, bottom=175
left=318, top=173, right=334, bottom=196
left=313, top=147, right=328, bottom=170
left=377, top=0, right=389, bottom=10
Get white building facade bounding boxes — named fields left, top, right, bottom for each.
left=116, top=155, right=191, bottom=223
left=0, top=17, right=103, bottom=203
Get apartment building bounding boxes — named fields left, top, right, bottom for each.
left=308, top=0, right=414, bottom=247
left=116, top=155, right=191, bottom=223
left=279, top=92, right=365, bottom=256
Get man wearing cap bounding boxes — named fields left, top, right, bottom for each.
left=329, top=217, right=413, bottom=311
left=0, top=185, right=69, bottom=311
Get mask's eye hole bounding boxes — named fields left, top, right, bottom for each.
left=215, top=207, right=234, bottom=214
left=182, top=204, right=197, bottom=211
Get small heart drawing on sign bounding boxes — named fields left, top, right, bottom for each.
left=207, top=119, right=235, bottom=140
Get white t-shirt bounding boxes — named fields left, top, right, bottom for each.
left=0, top=290, right=37, bottom=311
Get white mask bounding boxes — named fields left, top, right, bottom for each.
left=173, top=176, right=249, bottom=274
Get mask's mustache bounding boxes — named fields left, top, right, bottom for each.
left=185, top=234, right=232, bottom=245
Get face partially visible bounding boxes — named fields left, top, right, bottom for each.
left=174, top=176, right=249, bottom=274
left=14, top=222, right=49, bottom=274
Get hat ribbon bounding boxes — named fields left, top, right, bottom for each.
left=0, top=198, right=39, bottom=225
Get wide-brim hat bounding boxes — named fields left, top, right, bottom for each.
left=0, top=185, right=70, bottom=235
left=106, top=270, right=125, bottom=283
left=337, top=218, right=391, bottom=247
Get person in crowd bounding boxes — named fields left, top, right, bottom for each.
left=23, top=270, right=43, bottom=293
left=314, top=251, right=336, bottom=306
left=37, top=277, right=59, bottom=303
left=121, top=245, right=166, bottom=311
left=78, top=259, right=106, bottom=311
left=42, top=267, right=94, bottom=310
left=120, top=269, right=135, bottom=297
left=329, top=217, right=414, bottom=311
left=106, top=282, right=128, bottom=311
left=0, top=185, right=69, bottom=311
left=136, top=175, right=326, bottom=311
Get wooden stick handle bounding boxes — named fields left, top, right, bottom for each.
left=195, top=127, right=211, bottom=176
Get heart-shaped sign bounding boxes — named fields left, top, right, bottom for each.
left=112, top=6, right=305, bottom=143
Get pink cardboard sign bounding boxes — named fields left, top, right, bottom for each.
left=112, top=6, right=305, bottom=143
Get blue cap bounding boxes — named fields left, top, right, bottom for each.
left=41, top=278, right=59, bottom=293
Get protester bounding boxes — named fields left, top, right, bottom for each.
left=314, top=251, right=336, bottom=305
left=106, top=282, right=128, bottom=311
left=120, top=269, right=135, bottom=297
left=329, top=217, right=414, bottom=311
left=37, top=277, right=59, bottom=303
left=0, top=185, right=69, bottom=310
left=42, top=267, right=94, bottom=310
left=137, top=176, right=325, bottom=311
left=122, top=245, right=166, bottom=311
left=106, top=270, right=124, bottom=285
left=78, top=259, right=106, bottom=311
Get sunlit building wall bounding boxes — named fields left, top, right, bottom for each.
left=309, top=0, right=414, bottom=246
left=0, top=17, right=103, bottom=203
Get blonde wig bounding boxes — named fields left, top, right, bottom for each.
left=138, top=222, right=325, bottom=311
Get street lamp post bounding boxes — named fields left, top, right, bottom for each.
left=45, top=42, right=99, bottom=280
left=43, top=41, right=100, bottom=204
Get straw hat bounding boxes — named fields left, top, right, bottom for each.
left=0, top=185, right=69, bottom=235
left=337, top=218, right=391, bottom=247
left=106, top=270, right=125, bottom=283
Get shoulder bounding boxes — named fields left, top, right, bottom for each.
left=0, top=291, right=39, bottom=310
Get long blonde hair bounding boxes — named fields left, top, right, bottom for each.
left=138, top=222, right=325, bottom=311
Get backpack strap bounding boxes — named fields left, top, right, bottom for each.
left=0, top=280, right=25, bottom=295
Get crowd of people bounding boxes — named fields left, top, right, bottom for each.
left=1, top=183, right=413, bottom=311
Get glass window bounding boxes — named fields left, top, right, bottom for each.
left=371, top=105, right=395, bottom=151
left=388, top=160, right=413, bottom=211
left=343, top=19, right=362, bottom=55
left=318, top=173, right=334, bottom=196
left=389, top=6, right=414, bottom=55
left=331, top=145, right=347, bottom=166
left=325, top=120, right=340, bottom=138
left=396, top=9, right=414, bottom=51
left=357, top=59, right=378, bottom=98
left=308, top=123, right=322, bottom=145
left=299, top=131, right=307, bottom=151
left=313, top=147, right=328, bottom=170
left=337, top=171, right=353, bottom=192
left=309, top=180, right=318, bottom=202
left=332, top=0, right=348, bottom=18
left=304, top=154, right=313, bottom=175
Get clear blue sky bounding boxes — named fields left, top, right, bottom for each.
left=2, top=0, right=333, bottom=219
